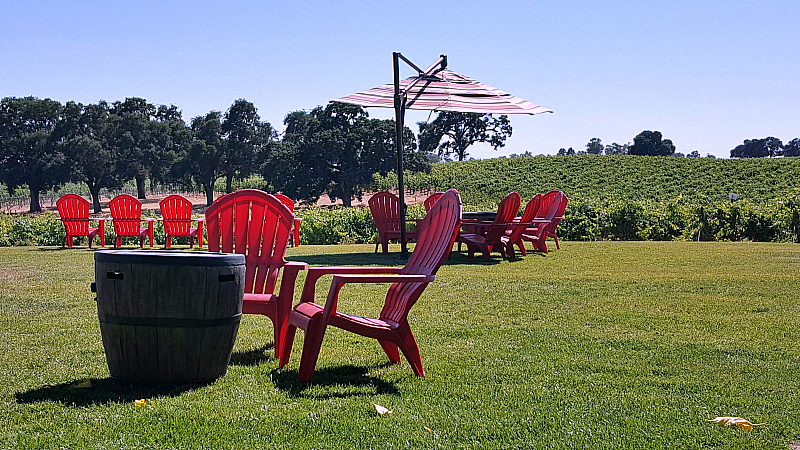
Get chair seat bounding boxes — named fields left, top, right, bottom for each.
left=456, top=233, right=485, bottom=244
left=242, top=292, right=278, bottom=315
left=292, top=302, right=394, bottom=330
left=115, top=227, right=150, bottom=237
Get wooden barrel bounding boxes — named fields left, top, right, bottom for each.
left=94, top=250, right=245, bottom=383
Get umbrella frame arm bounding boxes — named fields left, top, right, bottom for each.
left=392, top=52, right=448, bottom=257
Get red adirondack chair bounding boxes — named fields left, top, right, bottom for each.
left=520, top=191, right=564, bottom=254
left=109, top=194, right=154, bottom=248
left=543, top=191, right=568, bottom=250
left=501, top=193, right=541, bottom=258
left=56, top=194, right=105, bottom=248
left=368, top=191, right=419, bottom=254
left=273, top=194, right=302, bottom=247
left=205, top=189, right=308, bottom=359
left=159, top=194, right=202, bottom=248
left=280, top=189, right=462, bottom=382
left=423, top=192, right=444, bottom=212
left=455, top=192, right=521, bottom=261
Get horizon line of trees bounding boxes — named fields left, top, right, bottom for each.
left=2, top=96, right=518, bottom=212
left=558, top=132, right=799, bottom=158
left=3, top=95, right=797, bottom=213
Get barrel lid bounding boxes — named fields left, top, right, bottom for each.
left=95, top=250, right=245, bottom=266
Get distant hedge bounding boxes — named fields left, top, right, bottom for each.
left=2, top=197, right=798, bottom=246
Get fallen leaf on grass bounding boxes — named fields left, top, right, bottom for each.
left=708, top=416, right=766, bottom=431
left=134, top=399, right=146, bottom=407
left=424, top=426, right=433, bottom=433
left=374, top=404, right=392, bottom=416
left=72, top=379, right=92, bottom=389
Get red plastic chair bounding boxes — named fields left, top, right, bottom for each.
left=501, top=193, right=541, bottom=258
left=280, top=189, right=462, bottom=382
left=455, top=192, right=521, bottom=261
left=56, top=194, right=105, bottom=248
left=273, top=194, right=302, bottom=247
left=109, top=195, right=154, bottom=248
left=159, top=194, right=202, bottom=248
left=520, top=191, right=564, bottom=254
left=423, top=192, right=444, bottom=212
left=368, top=191, right=419, bottom=254
left=543, top=191, right=568, bottom=250
left=205, top=189, right=308, bottom=359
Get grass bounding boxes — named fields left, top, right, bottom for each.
left=1, top=242, right=799, bottom=449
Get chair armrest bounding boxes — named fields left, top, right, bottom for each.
left=299, top=266, right=403, bottom=303
left=331, top=274, right=433, bottom=284
left=276, top=261, right=308, bottom=310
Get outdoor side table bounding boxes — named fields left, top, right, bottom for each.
left=93, top=250, right=245, bottom=383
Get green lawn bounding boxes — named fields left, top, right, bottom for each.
left=1, top=242, right=799, bottom=449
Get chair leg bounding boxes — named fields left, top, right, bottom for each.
left=554, top=236, right=560, bottom=250
left=279, top=324, right=297, bottom=368
left=378, top=340, right=401, bottom=364
left=165, top=236, right=171, bottom=249
left=381, top=238, right=389, bottom=255
left=297, top=317, right=328, bottom=383
left=272, top=316, right=287, bottom=360
left=395, top=326, right=425, bottom=377
left=505, top=242, right=515, bottom=259
left=516, top=240, right=527, bottom=256
left=480, top=244, right=491, bottom=262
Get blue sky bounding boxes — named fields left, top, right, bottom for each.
left=2, top=0, right=798, bottom=158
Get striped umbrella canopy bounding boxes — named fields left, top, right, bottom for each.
left=332, top=69, right=552, bottom=115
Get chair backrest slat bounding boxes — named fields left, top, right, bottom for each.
left=483, top=192, right=521, bottom=244
left=57, top=194, right=91, bottom=235
left=369, top=191, right=402, bottom=233
left=159, top=195, right=193, bottom=235
left=109, top=195, right=143, bottom=236
left=423, top=192, right=443, bottom=212
left=205, top=189, right=293, bottom=295
left=381, top=189, right=462, bottom=324
left=508, top=194, right=542, bottom=242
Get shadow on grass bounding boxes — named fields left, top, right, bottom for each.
left=15, top=377, right=211, bottom=407
left=288, top=251, right=505, bottom=267
left=271, top=363, right=401, bottom=399
left=229, top=343, right=275, bottom=366
left=34, top=246, right=98, bottom=252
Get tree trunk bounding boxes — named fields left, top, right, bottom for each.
left=135, top=174, right=147, bottom=199
left=29, top=185, right=42, bottom=213
left=89, top=184, right=102, bottom=213
left=225, top=173, right=233, bottom=194
left=204, top=182, right=215, bottom=206
left=340, top=185, right=353, bottom=208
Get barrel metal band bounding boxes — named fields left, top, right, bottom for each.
left=99, top=313, right=242, bottom=328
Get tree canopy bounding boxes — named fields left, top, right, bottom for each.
left=418, top=111, right=512, bottom=161
left=730, top=137, right=783, bottom=158
left=585, top=138, right=603, bottom=155
left=221, top=99, right=275, bottom=193
left=630, top=130, right=675, bottom=156
left=784, top=138, right=800, bottom=157
left=0, top=96, right=70, bottom=212
left=269, top=103, right=429, bottom=207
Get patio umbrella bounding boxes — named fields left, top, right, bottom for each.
left=332, top=53, right=552, bottom=255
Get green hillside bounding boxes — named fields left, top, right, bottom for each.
left=389, top=155, right=800, bottom=206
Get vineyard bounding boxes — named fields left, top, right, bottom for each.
left=375, top=154, right=800, bottom=206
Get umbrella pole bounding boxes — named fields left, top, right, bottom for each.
left=393, top=51, right=409, bottom=257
